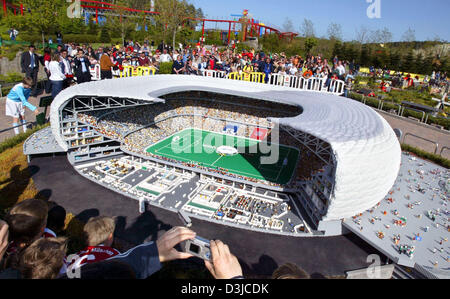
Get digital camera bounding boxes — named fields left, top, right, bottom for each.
left=185, top=236, right=211, bottom=261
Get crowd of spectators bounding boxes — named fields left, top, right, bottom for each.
left=37, top=39, right=356, bottom=90
left=19, top=38, right=449, bottom=103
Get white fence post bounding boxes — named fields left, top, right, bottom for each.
left=90, top=64, right=102, bottom=81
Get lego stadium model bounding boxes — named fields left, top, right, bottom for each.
left=24, top=75, right=449, bottom=278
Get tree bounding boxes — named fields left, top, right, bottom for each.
left=421, top=54, right=434, bottom=75
left=304, top=37, right=317, bottom=55
left=344, top=42, right=358, bottom=62
left=389, top=51, right=402, bottom=70
left=99, top=26, right=111, bottom=43
left=370, top=27, right=393, bottom=45
left=380, top=28, right=392, bottom=44
left=107, top=0, right=145, bottom=46
left=155, top=0, right=197, bottom=50
left=57, top=3, right=85, bottom=35
left=86, top=21, right=99, bottom=36
left=327, top=22, right=343, bottom=41
left=402, top=50, right=415, bottom=73
left=402, top=27, right=416, bottom=42
left=355, top=26, right=370, bottom=45
left=21, top=0, right=62, bottom=47
left=359, top=44, right=372, bottom=66
left=299, top=18, right=315, bottom=38
left=332, top=40, right=343, bottom=59
left=413, top=52, right=424, bottom=74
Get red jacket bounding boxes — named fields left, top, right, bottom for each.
left=68, top=245, right=120, bottom=269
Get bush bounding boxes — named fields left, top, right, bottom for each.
left=16, top=33, right=41, bottom=44
left=234, top=43, right=247, bottom=53
left=159, top=62, right=173, bottom=74
left=0, top=72, right=23, bottom=83
left=99, top=27, right=111, bottom=43
left=0, top=43, right=27, bottom=60
left=62, top=34, right=99, bottom=44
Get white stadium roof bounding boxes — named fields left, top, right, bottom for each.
left=50, top=75, right=402, bottom=220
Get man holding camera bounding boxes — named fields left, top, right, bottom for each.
left=69, top=227, right=244, bottom=280
left=118, top=227, right=243, bottom=280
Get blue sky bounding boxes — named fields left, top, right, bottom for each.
left=189, top=0, right=449, bottom=42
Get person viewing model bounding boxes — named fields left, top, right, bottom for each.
left=100, top=48, right=116, bottom=79
left=20, top=45, right=41, bottom=97
left=49, top=54, right=66, bottom=99
left=5, top=77, right=39, bottom=135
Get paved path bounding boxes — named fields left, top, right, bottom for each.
left=378, top=111, right=450, bottom=159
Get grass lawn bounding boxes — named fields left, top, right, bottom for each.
left=147, top=128, right=300, bottom=185
left=0, top=141, right=40, bottom=213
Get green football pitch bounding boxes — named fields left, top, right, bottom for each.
left=146, top=129, right=300, bottom=185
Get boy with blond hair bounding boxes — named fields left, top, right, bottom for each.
left=68, top=216, right=120, bottom=270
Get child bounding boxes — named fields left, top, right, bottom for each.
left=19, top=237, right=67, bottom=279
left=68, top=216, right=120, bottom=270
left=3, top=199, right=48, bottom=269
left=43, top=204, right=67, bottom=238
left=5, top=77, right=40, bottom=135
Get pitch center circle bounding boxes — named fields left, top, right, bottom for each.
left=216, top=146, right=238, bottom=156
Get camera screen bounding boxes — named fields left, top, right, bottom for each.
left=189, top=243, right=200, bottom=254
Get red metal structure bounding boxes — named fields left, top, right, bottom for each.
left=2, top=0, right=297, bottom=44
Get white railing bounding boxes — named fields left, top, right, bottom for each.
left=233, top=72, right=345, bottom=95
left=326, top=79, right=346, bottom=95
left=89, top=64, right=102, bottom=81
left=202, top=69, right=227, bottom=79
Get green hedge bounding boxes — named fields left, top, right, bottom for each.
left=159, top=62, right=173, bottom=74
left=0, top=43, right=27, bottom=60
left=62, top=34, right=100, bottom=44
left=0, top=124, right=49, bottom=155
left=401, top=144, right=449, bottom=169
left=15, top=33, right=101, bottom=45
left=0, top=72, right=23, bottom=83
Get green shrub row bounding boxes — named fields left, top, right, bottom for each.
left=0, top=124, right=49, bottom=155
left=159, top=62, right=173, bottom=74
left=401, top=144, right=450, bottom=169
left=0, top=72, right=23, bottom=83
left=59, top=34, right=99, bottom=44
